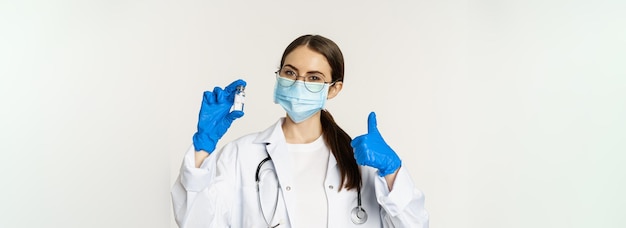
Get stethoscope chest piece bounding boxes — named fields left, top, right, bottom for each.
left=350, top=206, right=368, bottom=224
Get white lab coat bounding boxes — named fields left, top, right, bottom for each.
left=171, top=118, right=429, bottom=228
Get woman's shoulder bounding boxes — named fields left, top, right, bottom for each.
left=229, top=132, right=262, bottom=145
left=214, top=132, right=265, bottom=161
left=226, top=118, right=285, bottom=146
left=218, top=118, right=285, bottom=155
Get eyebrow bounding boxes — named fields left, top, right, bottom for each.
left=283, top=64, right=327, bottom=78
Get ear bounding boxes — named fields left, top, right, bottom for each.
left=327, top=81, right=343, bottom=99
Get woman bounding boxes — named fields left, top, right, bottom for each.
left=172, top=34, right=429, bottom=228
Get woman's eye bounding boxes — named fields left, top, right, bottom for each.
left=308, top=75, right=323, bottom=82
left=285, top=70, right=296, bottom=76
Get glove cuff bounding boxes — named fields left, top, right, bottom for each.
left=192, top=132, right=217, bottom=154
left=378, top=160, right=402, bottom=177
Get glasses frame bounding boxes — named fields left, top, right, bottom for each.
left=274, top=70, right=337, bottom=93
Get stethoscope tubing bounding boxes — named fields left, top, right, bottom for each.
left=256, top=156, right=280, bottom=227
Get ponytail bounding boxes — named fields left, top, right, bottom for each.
left=321, top=109, right=361, bottom=191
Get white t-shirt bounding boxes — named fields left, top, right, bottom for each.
left=287, top=136, right=330, bottom=228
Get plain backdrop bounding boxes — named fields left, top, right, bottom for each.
left=1, top=0, right=625, bottom=227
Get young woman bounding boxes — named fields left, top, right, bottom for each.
left=172, top=34, right=429, bottom=228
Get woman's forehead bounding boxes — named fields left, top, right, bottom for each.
left=283, top=46, right=331, bottom=74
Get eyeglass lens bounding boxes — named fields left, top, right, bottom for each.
left=276, top=68, right=327, bottom=92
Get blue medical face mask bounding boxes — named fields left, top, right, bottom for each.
left=273, top=77, right=329, bottom=123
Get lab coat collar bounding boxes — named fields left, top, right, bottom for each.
left=254, top=117, right=339, bottom=175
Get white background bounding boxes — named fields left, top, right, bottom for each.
left=1, top=0, right=625, bottom=227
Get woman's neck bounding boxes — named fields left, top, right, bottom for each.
left=282, top=112, right=323, bottom=144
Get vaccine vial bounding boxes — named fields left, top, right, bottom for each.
left=232, top=85, right=245, bottom=112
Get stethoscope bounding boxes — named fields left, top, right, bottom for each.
left=255, top=154, right=368, bottom=227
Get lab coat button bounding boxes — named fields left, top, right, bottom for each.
left=328, top=185, right=334, bottom=189
left=286, top=186, right=291, bottom=191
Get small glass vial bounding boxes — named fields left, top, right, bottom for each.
left=232, top=85, right=245, bottom=111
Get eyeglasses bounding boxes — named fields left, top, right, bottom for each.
left=275, top=67, right=336, bottom=93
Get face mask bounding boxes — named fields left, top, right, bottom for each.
left=273, top=77, right=329, bottom=123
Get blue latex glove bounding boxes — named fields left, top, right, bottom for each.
left=192, top=79, right=247, bottom=153
left=351, top=112, right=402, bottom=177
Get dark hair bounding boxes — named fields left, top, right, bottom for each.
left=280, top=34, right=360, bottom=191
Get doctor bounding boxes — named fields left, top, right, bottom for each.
left=171, top=34, right=429, bottom=228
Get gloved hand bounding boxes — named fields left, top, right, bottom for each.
left=192, top=79, right=247, bottom=153
left=351, top=112, right=402, bottom=177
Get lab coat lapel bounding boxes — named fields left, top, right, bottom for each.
left=327, top=150, right=338, bottom=176
left=255, top=118, right=298, bottom=226
left=265, top=139, right=297, bottom=226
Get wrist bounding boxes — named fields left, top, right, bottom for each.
left=383, top=167, right=400, bottom=191
left=194, top=150, right=210, bottom=168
